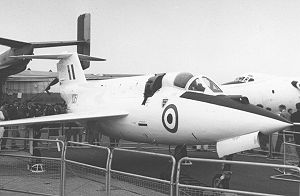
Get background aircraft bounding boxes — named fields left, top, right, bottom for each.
left=0, top=53, right=291, bottom=158
left=222, top=73, right=300, bottom=113
left=0, top=13, right=90, bottom=79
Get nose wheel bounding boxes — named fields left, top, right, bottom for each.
left=212, top=154, right=234, bottom=189
left=212, top=171, right=232, bottom=189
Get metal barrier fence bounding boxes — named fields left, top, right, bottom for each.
left=176, top=157, right=300, bottom=196
left=270, top=130, right=300, bottom=183
left=110, top=148, right=176, bottom=196
left=2, top=136, right=300, bottom=195
left=63, top=141, right=111, bottom=196
left=0, top=137, right=176, bottom=196
left=0, top=137, right=65, bottom=196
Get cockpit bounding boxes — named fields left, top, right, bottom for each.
left=234, top=75, right=254, bottom=83
left=142, top=72, right=223, bottom=104
left=223, top=74, right=255, bottom=85
left=173, top=72, right=223, bottom=94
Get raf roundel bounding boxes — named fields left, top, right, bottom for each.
left=162, top=104, right=178, bottom=133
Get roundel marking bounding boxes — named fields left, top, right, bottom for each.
left=162, top=104, right=178, bottom=133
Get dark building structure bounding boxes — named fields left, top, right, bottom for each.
left=1, top=70, right=139, bottom=104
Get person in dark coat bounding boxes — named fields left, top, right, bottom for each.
left=291, top=102, right=300, bottom=167
left=275, top=104, right=290, bottom=153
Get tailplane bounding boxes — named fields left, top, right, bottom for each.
left=10, top=53, right=105, bottom=85
left=0, top=38, right=30, bottom=48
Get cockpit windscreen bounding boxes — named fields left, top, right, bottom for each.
left=202, top=77, right=223, bottom=93
left=188, top=76, right=223, bottom=93
left=188, top=78, right=206, bottom=92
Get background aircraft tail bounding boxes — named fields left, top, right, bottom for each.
left=30, top=13, right=91, bottom=69
left=77, top=14, right=91, bottom=70
left=0, top=13, right=91, bottom=74
left=0, top=38, right=30, bottom=48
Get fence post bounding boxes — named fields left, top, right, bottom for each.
left=175, top=157, right=184, bottom=196
left=106, top=148, right=112, bottom=196
left=60, top=141, right=67, bottom=196
left=169, top=156, right=176, bottom=196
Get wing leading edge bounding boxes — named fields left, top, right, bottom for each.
left=0, top=110, right=128, bottom=127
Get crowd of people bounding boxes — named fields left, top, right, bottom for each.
left=0, top=100, right=73, bottom=150
left=0, top=100, right=66, bottom=120
left=256, top=102, right=300, bottom=166
left=0, top=99, right=116, bottom=151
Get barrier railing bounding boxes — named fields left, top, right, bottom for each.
left=176, top=157, right=300, bottom=196
left=0, top=137, right=65, bottom=196
left=2, top=136, right=300, bottom=196
left=110, top=148, right=176, bottom=196
left=63, top=141, right=111, bottom=196
left=270, top=129, right=300, bottom=182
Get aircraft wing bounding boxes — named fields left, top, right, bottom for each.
left=0, top=111, right=128, bottom=127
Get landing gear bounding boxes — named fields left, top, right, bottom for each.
left=174, top=145, right=187, bottom=162
left=174, top=145, right=192, bottom=165
left=212, top=154, right=234, bottom=189
left=212, top=171, right=232, bottom=189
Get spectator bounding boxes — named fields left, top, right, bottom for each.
left=0, top=105, right=6, bottom=149
left=0, top=103, right=9, bottom=150
left=18, top=102, right=28, bottom=149
left=9, top=101, right=20, bottom=149
left=65, top=122, right=83, bottom=145
left=288, top=108, right=293, bottom=115
left=275, top=104, right=291, bottom=154
left=291, top=102, right=300, bottom=167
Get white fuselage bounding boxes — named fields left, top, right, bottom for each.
left=222, top=74, right=300, bottom=113
left=60, top=73, right=290, bottom=146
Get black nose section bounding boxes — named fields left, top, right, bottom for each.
left=180, top=92, right=290, bottom=124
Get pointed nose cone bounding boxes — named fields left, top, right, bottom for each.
left=251, top=109, right=292, bottom=134
left=180, top=92, right=292, bottom=141
left=223, top=96, right=292, bottom=134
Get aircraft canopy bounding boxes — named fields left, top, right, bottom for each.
left=188, top=76, right=223, bottom=93
left=171, top=72, right=223, bottom=94
left=173, top=72, right=194, bottom=88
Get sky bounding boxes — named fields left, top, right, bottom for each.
left=1, top=0, right=300, bottom=83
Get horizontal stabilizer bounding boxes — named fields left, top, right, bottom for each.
left=0, top=37, right=30, bottom=48
left=0, top=110, right=128, bottom=127
left=31, top=40, right=85, bottom=48
left=10, top=53, right=106, bottom=61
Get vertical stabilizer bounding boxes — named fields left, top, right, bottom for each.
left=77, top=13, right=91, bottom=70
left=57, top=53, right=87, bottom=86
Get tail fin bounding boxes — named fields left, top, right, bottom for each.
left=77, top=13, right=91, bottom=70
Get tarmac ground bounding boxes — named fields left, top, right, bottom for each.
left=1, top=143, right=300, bottom=196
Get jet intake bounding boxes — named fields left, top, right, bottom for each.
left=216, top=131, right=260, bottom=158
